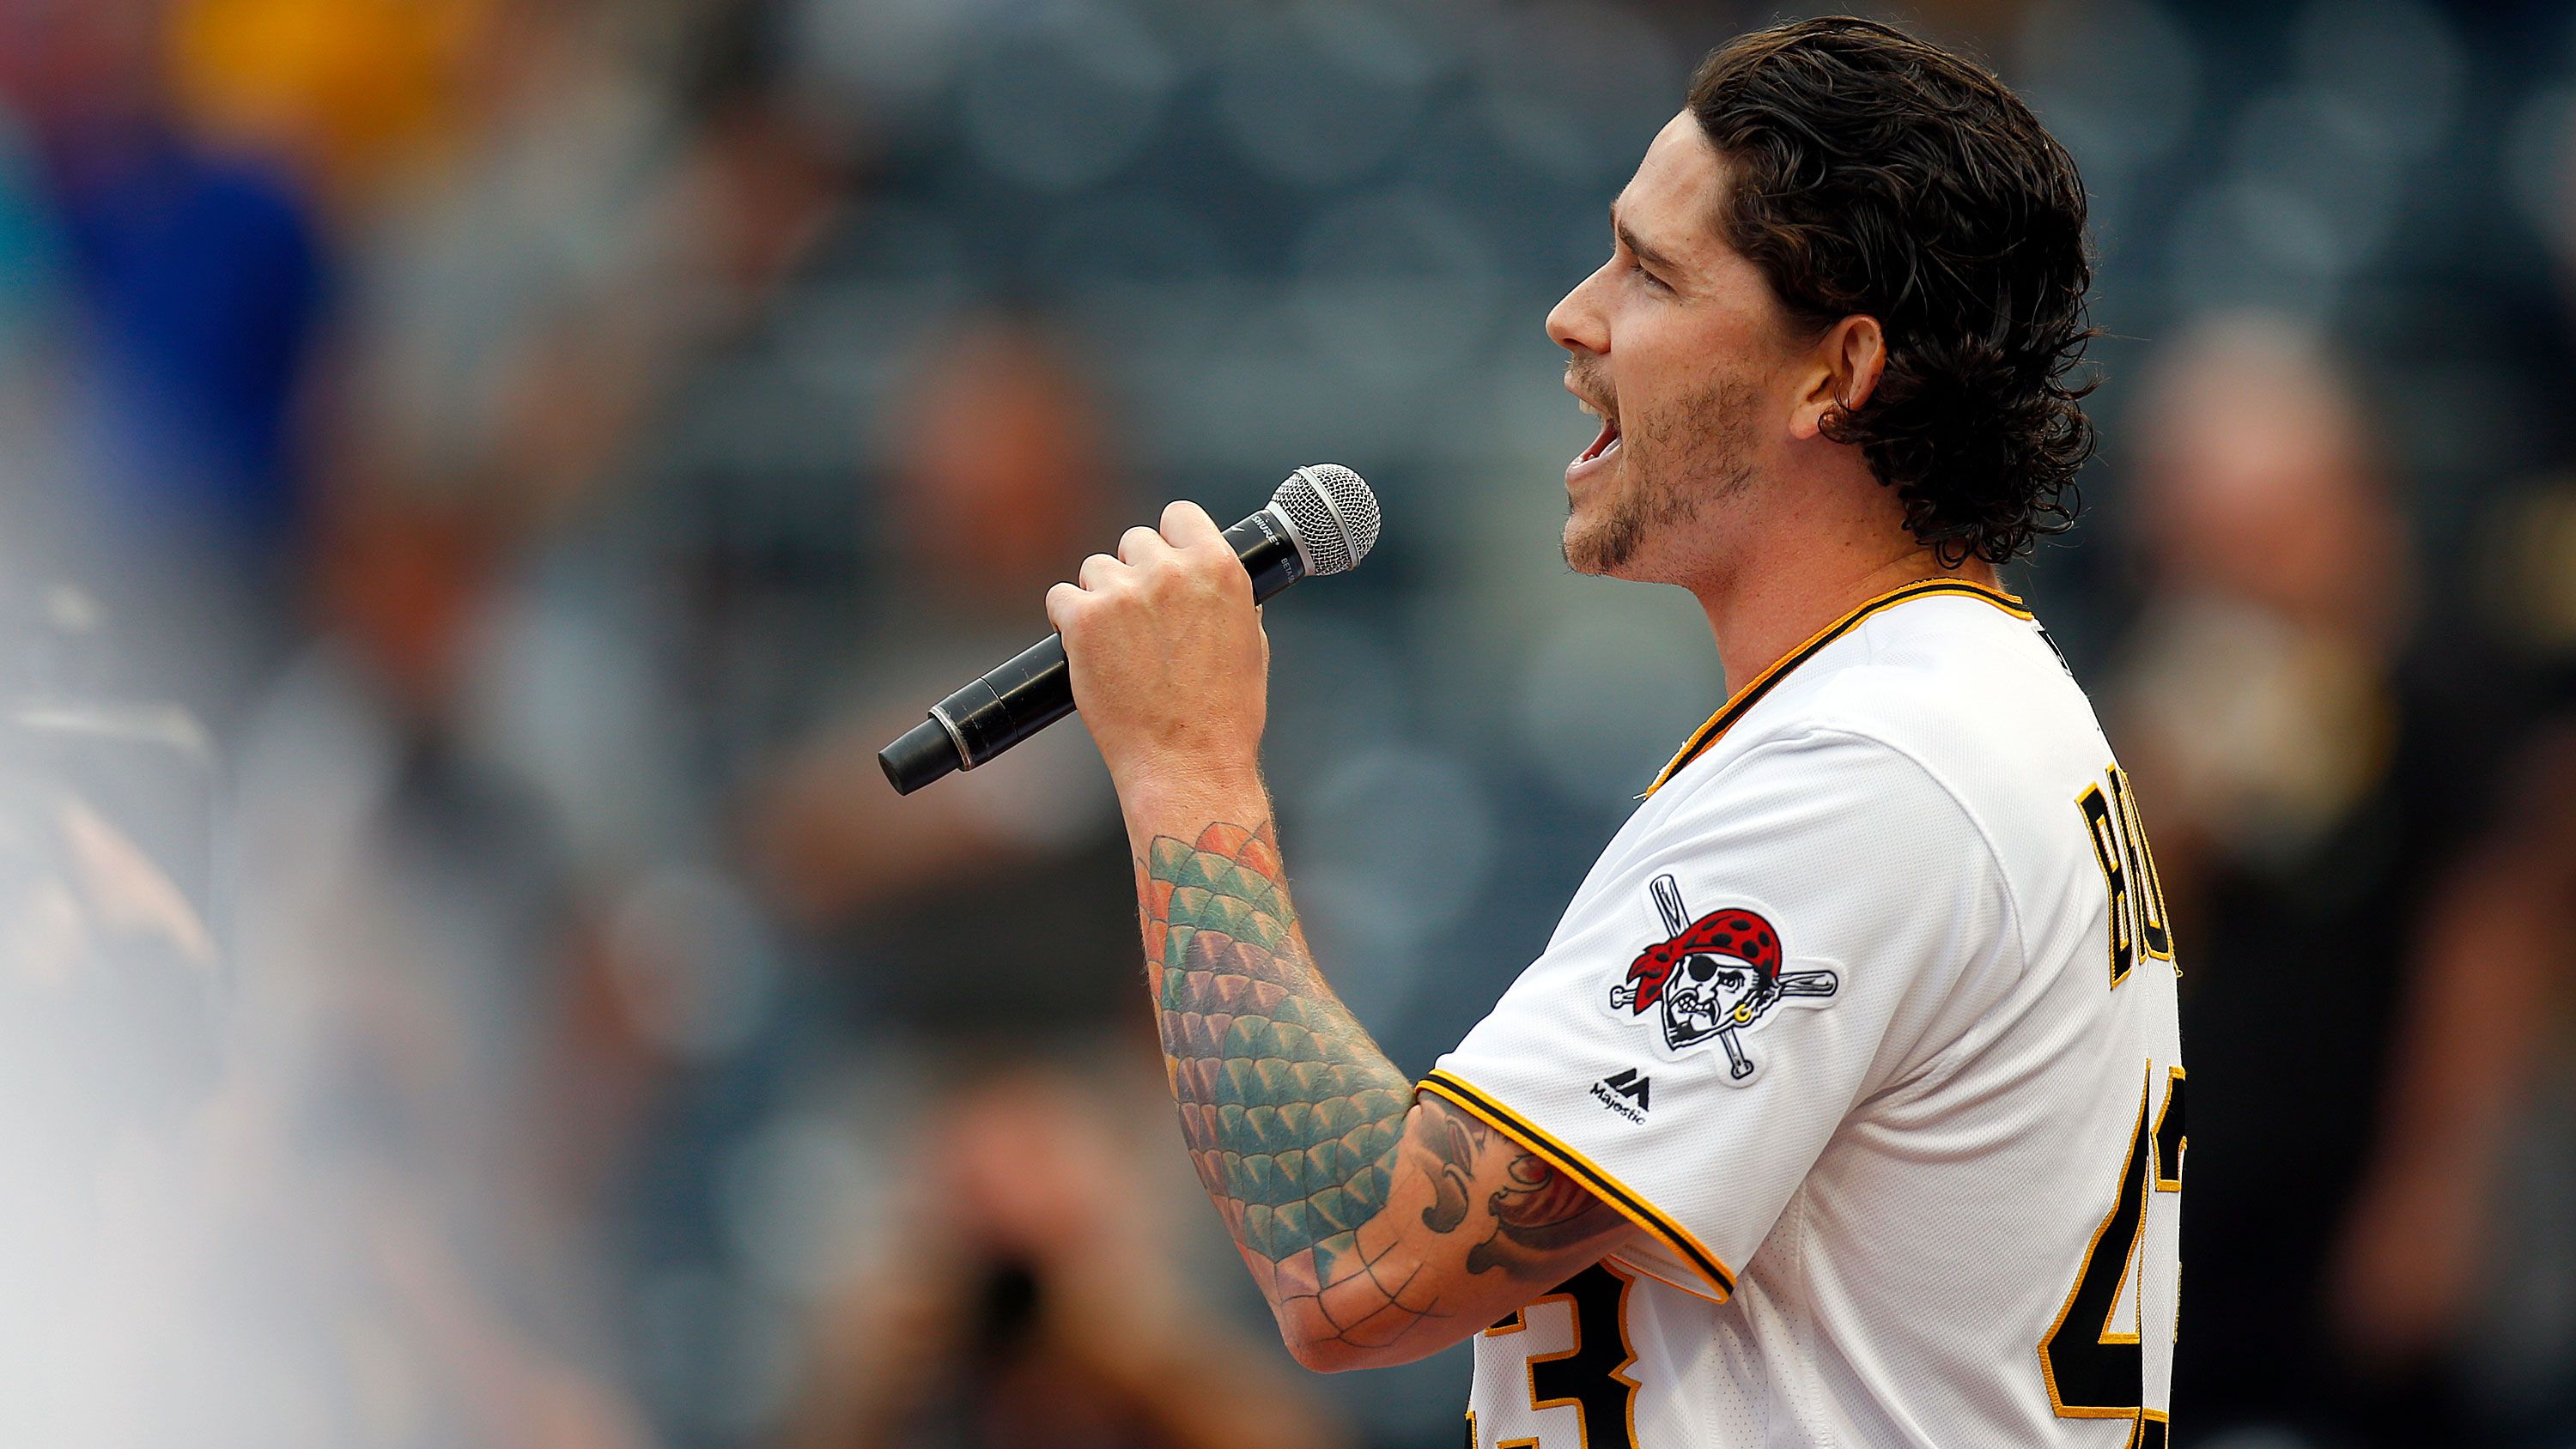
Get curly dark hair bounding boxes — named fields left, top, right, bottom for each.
left=1688, top=17, right=2098, bottom=565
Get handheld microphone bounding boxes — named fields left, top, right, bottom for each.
left=878, top=464, right=1380, bottom=795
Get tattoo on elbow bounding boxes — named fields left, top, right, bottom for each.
left=1409, top=1100, right=1621, bottom=1276
left=1418, top=1104, right=1481, bottom=1234
left=1485, top=1167, right=1621, bottom=1259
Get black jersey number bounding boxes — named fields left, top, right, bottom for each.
left=1470, top=1263, right=1640, bottom=1449
left=2040, top=1062, right=2185, bottom=1447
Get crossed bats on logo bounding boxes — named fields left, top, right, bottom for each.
left=1607, top=876, right=1839, bottom=1079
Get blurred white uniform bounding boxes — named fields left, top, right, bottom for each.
left=1430, top=582, right=2184, bottom=1449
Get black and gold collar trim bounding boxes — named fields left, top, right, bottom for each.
left=1644, top=579, right=2032, bottom=798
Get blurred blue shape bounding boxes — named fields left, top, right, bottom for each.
left=53, top=132, right=325, bottom=549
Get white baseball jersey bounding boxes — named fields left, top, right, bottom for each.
left=1430, top=580, right=2184, bottom=1449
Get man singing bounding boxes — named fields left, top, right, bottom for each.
left=1047, top=17, right=2182, bottom=1446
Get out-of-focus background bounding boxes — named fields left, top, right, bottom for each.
left=3, top=0, right=2573, bottom=1445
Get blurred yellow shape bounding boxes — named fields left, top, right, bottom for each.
left=167, top=0, right=489, bottom=193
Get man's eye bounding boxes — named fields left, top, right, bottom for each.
left=1628, top=258, right=1668, bottom=290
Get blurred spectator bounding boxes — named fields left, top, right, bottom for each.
left=2325, top=681, right=2576, bottom=1443
left=338, top=0, right=840, bottom=536
left=735, top=313, right=1357, bottom=1446
left=2109, top=316, right=2546, bottom=1446
left=0, top=0, right=331, bottom=724
left=782, top=1065, right=1348, bottom=1449
left=0, top=0, right=326, bottom=550
left=747, top=314, right=1131, bottom=1046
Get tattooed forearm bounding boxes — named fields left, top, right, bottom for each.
left=1145, top=823, right=1419, bottom=1331
left=1140, top=821, right=1631, bottom=1366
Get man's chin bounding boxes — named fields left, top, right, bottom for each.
left=1564, top=514, right=1644, bottom=579
left=1561, top=518, right=1598, bottom=574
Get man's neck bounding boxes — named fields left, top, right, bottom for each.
left=1695, top=536, right=2002, bottom=696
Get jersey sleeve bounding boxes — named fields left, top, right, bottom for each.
left=1424, top=726, right=2020, bottom=1300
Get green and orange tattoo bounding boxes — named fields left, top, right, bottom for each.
left=1140, top=820, right=1625, bottom=1355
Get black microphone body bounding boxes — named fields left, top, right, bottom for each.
left=878, top=510, right=1314, bottom=795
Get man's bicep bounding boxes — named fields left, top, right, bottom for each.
left=1282, top=1091, right=1636, bottom=1370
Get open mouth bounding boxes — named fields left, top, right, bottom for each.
left=1571, top=392, right=1622, bottom=473
left=1578, top=414, right=1622, bottom=464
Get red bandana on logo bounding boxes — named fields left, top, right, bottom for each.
left=1620, top=906, right=1782, bottom=1013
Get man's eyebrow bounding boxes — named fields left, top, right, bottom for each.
left=1613, top=207, right=1686, bottom=280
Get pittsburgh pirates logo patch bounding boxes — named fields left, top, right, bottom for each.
left=1607, top=876, right=1838, bottom=1080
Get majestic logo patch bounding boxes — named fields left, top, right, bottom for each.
left=1607, top=875, right=1838, bottom=1078
left=1591, top=1068, right=1651, bottom=1122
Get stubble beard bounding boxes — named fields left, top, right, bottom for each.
left=1564, top=375, right=1759, bottom=579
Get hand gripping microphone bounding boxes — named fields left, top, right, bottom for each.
left=878, top=464, right=1380, bottom=795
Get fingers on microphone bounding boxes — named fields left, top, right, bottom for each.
left=1044, top=580, right=1083, bottom=630
left=1077, top=552, right=1123, bottom=590
left=1161, top=500, right=1224, bottom=551
left=1117, top=524, right=1167, bottom=565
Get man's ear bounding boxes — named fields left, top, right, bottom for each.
left=1789, top=314, right=1886, bottom=441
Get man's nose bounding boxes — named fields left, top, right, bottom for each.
left=1546, top=263, right=1612, bottom=356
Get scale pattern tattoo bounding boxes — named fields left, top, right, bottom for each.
left=1146, top=823, right=1413, bottom=1292
left=1141, top=820, right=1629, bottom=1355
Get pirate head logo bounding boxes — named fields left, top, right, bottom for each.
left=1607, top=876, right=1838, bottom=1078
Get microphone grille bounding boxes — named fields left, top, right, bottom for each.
left=1272, top=464, right=1381, bottom=576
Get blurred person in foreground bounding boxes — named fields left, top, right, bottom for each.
left=2109, top=317, right=2547, bottom=1446
left=782, top=1068, right=1343, bottom=1449
left=752, top=317, right=1349, bottom=1446
left=1030, top=18, right=2185, bottom=1446
left=229, top=484, right=647, bottom=1447
left=0, top=564, right=636, bottom=1446
left=0, top=585, right=229, bottom=1441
